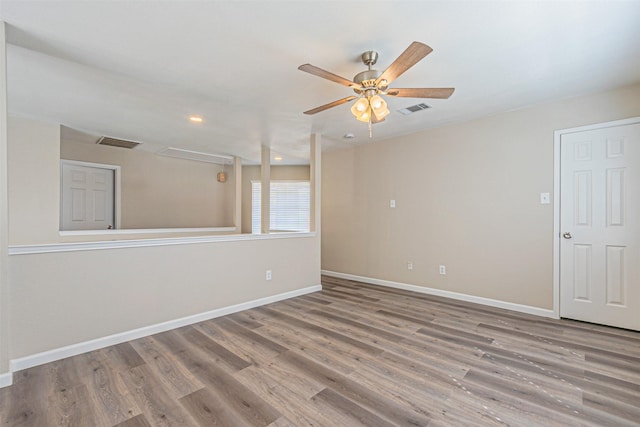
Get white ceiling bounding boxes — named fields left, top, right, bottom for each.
left=2, top=1, right=640, bottom=165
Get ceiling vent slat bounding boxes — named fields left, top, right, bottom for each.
left=96, top=136, right=142, bottom=149
left=397, top=103, right=431, bottom=115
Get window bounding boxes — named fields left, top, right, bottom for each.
left=252, top=181, right=310, bottom=233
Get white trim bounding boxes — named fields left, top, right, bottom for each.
left=552, top=116, right=640, bottom=320
left=9, top=284, right=322, bottom=374
left=60, top=159, right=122, bottom=230
left=322, top=270, right=555, bottom=319
left=553, top=129, right=561, bottom=319
left=157, top=147, right=234, bottom=165
left=250, top=179, right=310, bottom=184
left=554, top=116, right=640, bottom=135
left=9, top=231, right=315, bottom=255
left=0, top=372, right=12, bottom=388
left=59, top=158, right=119, bottom=170
left=60, top=226, right=236, bottom=236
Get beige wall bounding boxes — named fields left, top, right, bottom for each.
left=322, top=83, right=640, bottom=310
left=241, top=164, right=310, bottom=234
left=5, top=116, right=321, bottom=363
left=61, top=136, right=234, bottom=230
left=8, top=117, right=61, bottom=245
left=9, top=236, right=319, bottom=358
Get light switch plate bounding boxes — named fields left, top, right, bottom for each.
left=390, top=199, right=396, bottom=208
left=540, top=192, right=550, bottom=204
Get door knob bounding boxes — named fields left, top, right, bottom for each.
left=563, top=232, right=572, bottom=239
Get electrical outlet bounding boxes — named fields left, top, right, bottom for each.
left=439, top=265, right=446, bottom=275
left=390, top=199, right=396, bottom=208
left=540, top=192, right=550, bottom=204
left=266, top=270, right=272, bottom=280
left=407, top=262, right=413, bottom=271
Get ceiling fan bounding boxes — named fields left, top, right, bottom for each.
left=298, top=41, right=454, bottom=135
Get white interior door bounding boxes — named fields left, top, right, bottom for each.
left=61, top=161, right=115, bottom=230
left=560, top=122, right=640, bottom=330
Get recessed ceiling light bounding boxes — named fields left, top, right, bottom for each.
left=189, top=116, right=203, bottom=123
left=274, top=156, right=283, bottom=161
left=343, top=133, right=355, bottom=139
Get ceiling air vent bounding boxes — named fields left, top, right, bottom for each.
left=158, top=147, right=233, bottom=165
left=96, top=136, right=142, bottom=149
left=397, top=103, right=431, bottom=116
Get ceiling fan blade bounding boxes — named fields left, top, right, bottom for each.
left=303, top=96, right=357, bottom=115
left=375, top=42, right=433, bottom=87
left=298, top=64, right=357, bottom=88
left=386, top=88, right=455, bottom=99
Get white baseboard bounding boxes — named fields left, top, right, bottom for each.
left=321, top=270, right=556, bottom=319
left=0, top=372, right=12, bottom=388
left=8, top=284, right=322, bottom=378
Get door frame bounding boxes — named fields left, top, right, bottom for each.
left=60, top=159, right=121, bottom=230
left=553, top=116, right=640, bottom=319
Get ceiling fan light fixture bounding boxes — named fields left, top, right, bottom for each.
left=370, top=95, right=390, bottom=120
left=351, top=97, right=370, bottom=116
left=373, top=106, right=390, bottom=120
left=370, top=95, right=384, bottom=110
left=355, top=107, right=371, bottom=122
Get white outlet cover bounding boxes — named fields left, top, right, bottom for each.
left=390, top=199, right=396, bottom=208
left=540, top=192, right=550, bottom=204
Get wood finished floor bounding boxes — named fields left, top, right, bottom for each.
left=1, top=276, right=639, bottom=426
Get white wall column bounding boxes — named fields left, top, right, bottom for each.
left=233, top=156, right=242, bottom=232
left=0, top=21, right=12, bottom=386
left=310, top=133, right=321, bottom=233
left=261, top=145, right=270, bottom=234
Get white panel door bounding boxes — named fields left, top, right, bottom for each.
left=560, top=123, right=640, bottom=330
left=61, top=161, right=115, bottom=230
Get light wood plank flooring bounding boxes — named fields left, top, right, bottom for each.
left=1, top=276, right=639, bottom=426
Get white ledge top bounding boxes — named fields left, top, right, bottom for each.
left=59, top=226, right=237, bottom=236
left=9, top=232, right=316, bottom=255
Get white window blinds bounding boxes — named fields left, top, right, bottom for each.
left=252, top=181, right=311, bottom=234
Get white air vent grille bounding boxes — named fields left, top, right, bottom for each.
left=96, top=136, right=142, bottom=149
left=397, top=103, right=431, bottom=115
left=158, top=147, right=233, bottom=165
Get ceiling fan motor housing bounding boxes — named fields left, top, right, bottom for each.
left=353, top=69, right=381, bottom=95
left=355, top=51, right=386, bottom=94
